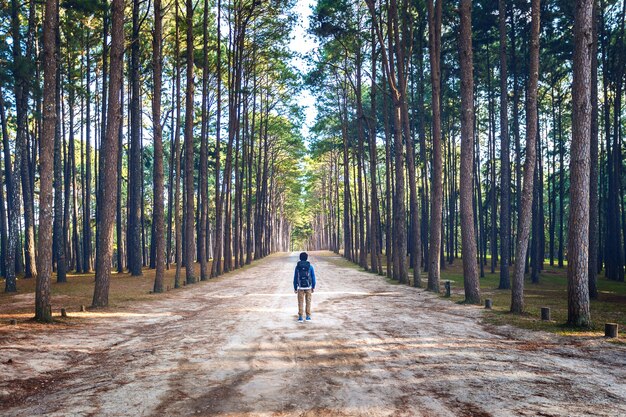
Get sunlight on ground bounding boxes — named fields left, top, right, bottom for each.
left=68, top=311, right=177, bottom=319
left=0, top=311, right=176, bottom=319
left=208, top=291, right=402, bottom=299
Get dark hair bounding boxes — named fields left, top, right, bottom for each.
left=299, top=252, right=308, bottom=261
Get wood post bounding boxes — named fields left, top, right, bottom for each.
left=541, top=307, right=551, bottom=321
left=485, top=299, right=492, bottom=309
left=61, top=308, right=67, bottom=317
left=444, top=281, right=451, bottom=297
left=605, top=323, right=618, bottom=338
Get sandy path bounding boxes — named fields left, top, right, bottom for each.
left=1, top=252, right=625, bottom=417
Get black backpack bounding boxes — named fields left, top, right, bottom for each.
left=297, top=260, right=311, bottom=288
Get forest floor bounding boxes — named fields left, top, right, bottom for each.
left=435, top=260, right=626, bottom=337
left=1, top=251, right=626, bottom=416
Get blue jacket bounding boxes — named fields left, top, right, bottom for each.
left=294, top=263, right=316, bottom=291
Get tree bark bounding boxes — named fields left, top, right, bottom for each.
left=567, top=0, right=593, bottom=328
left=184, top=0, right=196, bottom=284
left=212, top=0, right=223, bottom=278
left=1, top=89, right=18, bottom=291
left=11, top=0, right=37, bottom=279
left=35, top=0, right=59, bottom=322
left=427, top=0, right=443, bottom=292
left=152, top=0, right=166, bottom=293
left=128, top=0, right=143, bottom=276
left=459, top=0, right=480, bottom=304
left=82, top=40, right=92, bottom=273
left=52, top=1, right=67, bottom=283
left=93, top=0, right=124, bottom=307
left=511, top=0, right=540, bottom=314
left=588, top=0, right=599, bottom=299
left=499, top=0, right=511, bottom=289
left=174, top=0, right=183, bottom=287
left=198, top=0, right=210, bottom=281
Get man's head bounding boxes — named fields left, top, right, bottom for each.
left=299, top=252, right=308, bottom=261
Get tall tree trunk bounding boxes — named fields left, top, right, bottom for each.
left=567, top=0, right=593, bottom=327
left=116, top=68, right=124, bottom=273
left=97, top=0, right=109, bottom=270
left=382, top=73, right=393, bottom=276
left=152, top=0, right=166, bottom=293
left=184, top=0, right=196, bottom=284
left=498, top=0, right=511, bottom=289
left=426, top=0, right=443, bottom=292
left=83, top=40, right=93, bottom=273
left=69, top=84, right=82, bottom=273
left=93, top=0, right=124, bottom=307
left=341, top=85, right=352, bottom=262
left=198, top=0, right=209, bottom=281
left=128, top=0, right=143, bottom=276
left=558, top=98, right=565, bottom=268
left=35, top=0, right=59, bottom=322
left=511, top=0, right=540, bottom=314
left=1, top=89, right=19, bottom=291
left=588, top=0, right=599, bottom=299
left=417, top=20, right=429, bottom=273
left=368, top=27, right=382, bottom=275
left=11, top=0, right=37, bottom=279
left=511, top=5, right=521, bottom=265
left=399, top=0, right=421, bottom=288
left=212, top=0, right=223, bottom=278
left=459, top=0, right=480, bottom=304
left=174, top=0, right=183, bottom=287
left=53, top=0, right=65, bottom=283
left=356, top=48, right=368, bottom=270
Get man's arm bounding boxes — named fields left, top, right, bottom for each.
left=293, top=267, right=298, bottom=292
left=310, top=265, right=316, bottom=290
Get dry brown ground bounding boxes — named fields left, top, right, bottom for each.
left=1, top=251, right=625, bottom=417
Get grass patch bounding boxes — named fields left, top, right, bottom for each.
left=440, top=260, right=626, bottom=339
left=0, top=259, right=235, bottom=321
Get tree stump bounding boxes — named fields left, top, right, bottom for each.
left=605, top=323, right=618, bottom=338
left=61, top=308, right=67, bottom=318
left=9, top=319, right=17, bottom=325
left=80, top=305, right=87, bottom=312
left=444, top=281, right=451, bottom=297
left=485, top=299, right=493, bottom=309
left=541, top=307, right=551, bottom=321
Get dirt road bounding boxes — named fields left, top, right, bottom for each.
left=1, top=252, right=626, bottom=416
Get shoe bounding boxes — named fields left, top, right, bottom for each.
left=306, top=316, right=311, bottom=321
left=298, top=316, right=304, bottom=322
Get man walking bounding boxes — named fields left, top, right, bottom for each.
left=294, top=252, right=316, bottom=322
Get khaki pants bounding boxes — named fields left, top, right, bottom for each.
left=297, top=289, right=312, bottom=317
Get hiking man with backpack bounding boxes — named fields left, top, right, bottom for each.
left=293, top=252, right=316, bottom=322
